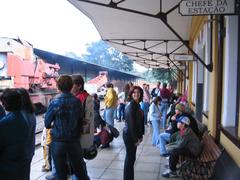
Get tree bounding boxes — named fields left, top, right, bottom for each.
left=65, top=51, right=82, bottom=60
left=82, top=41, right=133, bottom=72
left=150, top=68, right=178, bottom=83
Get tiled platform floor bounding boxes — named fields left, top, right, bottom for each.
left=30, top=122, right=181, bottom=180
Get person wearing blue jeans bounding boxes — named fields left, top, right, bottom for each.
left=141, top=84, right=151, bottom=125
left=159, top=132, right=171, bottom=156
left=159, top=83, right=172, bottom=129
left=149, top=97, right=161, bottom=146
left=52, top=142, right=89, bottom=180
left=104, top=83, right=118, bottom=127
left=140, top=102, right=150, bottom=125
left=117, top=88, right=128, bottom=122
left=118, top=103, right=125, bottom=121
left=105, top=107, right=115, bottom=127
left=159, top=103, right=186, bottom=156
left=160, top=102, right=169, bottom=129
left=45, top=75, right=89, bottom=180
left=45, top=158, right=57, bottom=180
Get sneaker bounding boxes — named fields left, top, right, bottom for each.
left=45, top=174, right=57, bottom=180
left=162, top=169, right=178, bottom=178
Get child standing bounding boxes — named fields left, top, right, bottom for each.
left=41, top=127, right=52, bottom=172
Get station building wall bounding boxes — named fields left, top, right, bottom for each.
left=186, top=15, right=240, bottom=166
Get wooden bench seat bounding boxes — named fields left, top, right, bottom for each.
left=179, top=131, right=223, bottom=180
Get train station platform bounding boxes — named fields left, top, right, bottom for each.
left=30, top=122, right=181, bottom=180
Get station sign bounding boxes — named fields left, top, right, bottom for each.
left=179, top=0, right=236, bottom=16
left=173, top=55, right=193, bottom=61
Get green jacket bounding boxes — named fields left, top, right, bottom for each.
left=166, top=127, right=202, bottom=156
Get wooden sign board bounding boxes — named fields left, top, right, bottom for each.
left=179, top=0, right=236, bottom=16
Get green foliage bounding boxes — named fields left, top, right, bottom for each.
left=82, top=41, right=133, bottom=72
left=142, top=70, right=155, bottom=82
left=149, top=68, right=178, bottom=83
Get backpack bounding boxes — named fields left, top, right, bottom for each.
left=81, top=98, right=91, bottom=134
left=78, top=94, right=94, bottom=149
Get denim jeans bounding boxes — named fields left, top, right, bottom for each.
left=151, top=120, right=160, bottom=146
left=51, top=141, right=89, bottom=180
left=50, top=157, right=57, bottom=176
left=123, top=131, right=137, bottom=180
left=118, top=103, right=125, bottom=121
left=160, top=102, right=169, bottom=129
left=140, top=102, right=150, bottom=125
left=105, top=108, right=115, bottom=127
left=159, top=132, right=171, bottom=155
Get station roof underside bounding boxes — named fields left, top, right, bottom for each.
left=34, top=48, right=142, bottom=81
left=67, top=0, right=192, bottom=72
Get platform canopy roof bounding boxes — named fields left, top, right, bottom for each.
left=68, top=0, right=195, bottom=76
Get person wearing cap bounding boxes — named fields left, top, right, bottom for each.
left=159, top=103, right=185, bottom=156
left=174, top=102, right=201, bottom=139
left=162, top=116, right=202, bottom=178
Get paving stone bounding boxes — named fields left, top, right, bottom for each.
left=30, top=121, right=181, bottom=180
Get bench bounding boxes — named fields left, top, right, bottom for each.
left=179, top=131, right=223, bottom=180
left=210, top=150, right=240, bottom=180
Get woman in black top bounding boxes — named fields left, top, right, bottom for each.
left=123, top=86, right=144, bottom=180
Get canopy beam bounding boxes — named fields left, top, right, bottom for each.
left=76, top=0, right=213, bottom=72
left=105, top=39, right=187, bottom=78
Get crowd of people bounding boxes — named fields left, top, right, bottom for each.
left=143, top=82, right=203, bottom=178
left=117, top=81, right=204, bottom=179
left=0, top=76, right=204, bottom=180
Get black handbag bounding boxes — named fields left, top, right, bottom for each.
left=83, top=144, right=98, bottom=160
left=108, top=125, right=120, bottom=138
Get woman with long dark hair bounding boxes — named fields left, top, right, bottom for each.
left=0, top=88, right=35, bottom=180
left=123, top=86, right=144, bottom=180
left=17, top=88, right=36, bottom=156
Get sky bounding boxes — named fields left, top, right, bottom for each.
left=0, top=0, right=101, bottom=55
left=0, top=0, right=146, bottom=71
